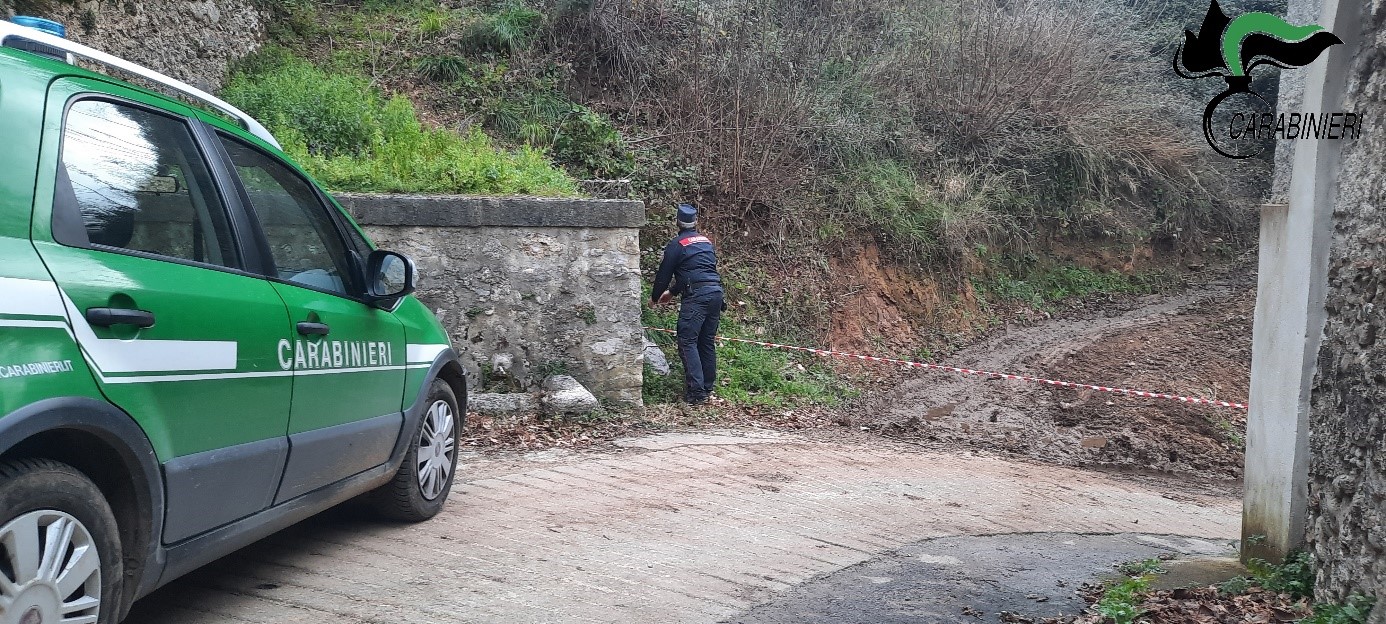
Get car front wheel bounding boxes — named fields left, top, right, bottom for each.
left=0, top=458, right=122, bottom=624
left=368, top=379, right=461, bottom=521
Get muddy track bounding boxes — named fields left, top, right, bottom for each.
left=881, top=282, right=1236, bottom=418
left=857, top=273, right=1254, bottom=481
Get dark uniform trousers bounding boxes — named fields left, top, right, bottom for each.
left=677, top=284, right=724, bottom=400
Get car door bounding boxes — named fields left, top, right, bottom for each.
left=211, top=132, right=408, bottom=504
left=30, top=79, right=294, bottom=543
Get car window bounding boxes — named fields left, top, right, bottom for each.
left=217, top=135, right=361, bottom=297
left=60, top=99, right=237, bottom=267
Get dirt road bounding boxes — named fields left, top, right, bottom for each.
left=126, top=430, right=1240, bottom=623
left=863, top=277, right=1253, bottom=479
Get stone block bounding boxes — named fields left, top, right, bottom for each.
left=541, top=375, right=599, bottom=415
left=644, top=337, right=670, bottom=375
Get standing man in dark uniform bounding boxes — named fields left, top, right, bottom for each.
left=652, top=203, right=724, bottom=405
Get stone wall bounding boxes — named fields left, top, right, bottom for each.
left=1305, top=0, right=1386, bottom=614
left=340, top=194, right=647, bottom=407
left=2, top=0, right=265, bottom=89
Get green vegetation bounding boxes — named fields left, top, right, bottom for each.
left=459, top=0, right=543, bottom=55
left=1093, top=558, right=1169, bottom=624
left=835, top=161, right=1015, bottom=264
left=222, top=49, right=576, bottom=196
left=1117, top=558, right=1167, bottom=577
left=1211, top=415, right=1247, bottom=448
left=1246, top=552, right=1317, bottom=599
left=1095, top=553, right=1375, bottom=624
left=533, top=359, right=572, bottom=378
left=1303, top=596, right=1376, bottom=624
left=257, top=0, right=634, bottom=182
left=1096, top=574, right=1152, bottom=624
left=641, top=293, right=854, bottom=408
left=575, top=304, right=597, bottom=325
left=1213, top=552, right=1376, bottom=623
left=973, top=264, right=1176, bottom=312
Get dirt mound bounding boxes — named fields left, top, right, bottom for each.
left=857, top=274, right=1253, bottom=481
left=825, top=243, right=981, bottom=356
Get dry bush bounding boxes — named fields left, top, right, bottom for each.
left=548, top=0, right=1250, bottom=259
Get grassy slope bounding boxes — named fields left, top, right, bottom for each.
left=248, top=0, right=1273, bottom=407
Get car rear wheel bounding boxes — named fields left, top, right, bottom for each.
left=367, top=379, right=460, bottom=521
left=0, top=458, right=122, bottom=624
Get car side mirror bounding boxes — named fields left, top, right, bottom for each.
left=366, top=250, right=416, bottom=306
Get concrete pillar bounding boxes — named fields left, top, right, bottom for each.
left=1243, top=0, right=1355, bottom=564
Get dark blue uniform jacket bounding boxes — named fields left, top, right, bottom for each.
left=652, top=229, right=720, bottom=303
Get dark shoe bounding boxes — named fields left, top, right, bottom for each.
left=684, top=394, right=708, bottom=405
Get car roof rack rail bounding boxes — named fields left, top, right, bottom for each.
left=0, top=19, right=281, bottom=149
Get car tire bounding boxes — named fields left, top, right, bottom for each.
left=0, top=458, right=123, bottom=624
left=368, top=379, right=461, bottom=521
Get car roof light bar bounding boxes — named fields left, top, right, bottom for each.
left=0, top=19, right=281, bottom=149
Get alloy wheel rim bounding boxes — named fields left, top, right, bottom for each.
left=0, top=510, right=102, bottom=624
left=416, top=399, right=457, bottom=501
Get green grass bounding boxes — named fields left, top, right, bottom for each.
left=259, top=0, right=633, bottom=182
left=460, top=0, right=544, bottom=55
left=641, top=291, right=854, bottom=408
left=1096, top=574, right=1151, bottom=624
left=833, top=160, right=1013, bottom=264
left=973, top=264, right=1174, bottom=312
left=221, top=49, right=578, bottom=196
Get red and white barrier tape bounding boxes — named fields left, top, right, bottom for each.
left=645, top=327, right=1248, bottom=411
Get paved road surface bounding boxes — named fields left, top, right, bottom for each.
left=126, top=430, right=1240, bottom=623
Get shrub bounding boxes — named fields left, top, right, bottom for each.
left=554, top=0, right=1252, bottom=258
left=417, top=54, right=471, bottom=83
left=224, top=48, right=381, bottom=158
left=416, top=5, right=456, bottom=36
left=222, top=51, right=578, bottom=196
left=837, top=160, right=1015, bottom=264
left=1247, top=551, right=1316, bottom=599
left=462, top=0, right=544, bottom=55
left=553, top=106, right=634, bottom=179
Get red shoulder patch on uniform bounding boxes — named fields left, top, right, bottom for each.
left=679, top=235, right=711, bottom=246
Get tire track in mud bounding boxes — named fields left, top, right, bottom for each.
left=859, top=278, right=1251, bottom=480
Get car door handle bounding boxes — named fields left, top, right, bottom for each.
left=296, top=321, right=330, bottom=336
left=86, top=307, right=156, bottom=329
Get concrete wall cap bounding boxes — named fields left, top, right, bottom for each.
left=337, top=193, right=647, bottom=228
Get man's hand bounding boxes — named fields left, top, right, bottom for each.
left=657, top=291, right=674, bottom=305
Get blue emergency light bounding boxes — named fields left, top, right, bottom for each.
left=4, top=16, right=70, bottom=62
left=9, top=16, right=66, bottom=38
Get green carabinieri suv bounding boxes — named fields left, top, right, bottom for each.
left=0, top=16, right=467, bottom=624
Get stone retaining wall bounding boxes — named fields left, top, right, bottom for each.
left=2, top=0, right=266, bottom=89
left=339, top=193, right=647, bottom=407
left=1275, top=0, right=1386, bottom=610
left=1305, top=0, right=1386, bottom=611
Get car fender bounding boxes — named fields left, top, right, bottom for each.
left=389, top=347, right=466, bottom=469
left=0, top=396, right=167, bottom=600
